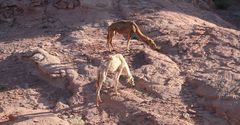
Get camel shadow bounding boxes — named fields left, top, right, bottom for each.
left=73, top=66, right=162, bottom=125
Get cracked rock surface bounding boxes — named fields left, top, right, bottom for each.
left=0, top=0, right=239, bottom=125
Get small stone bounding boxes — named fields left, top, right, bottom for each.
left=182, top=112, right=190, bottom=119
left=55, top=34, right=61, bottom=38
left=54, top=101, right=69, bottom=112
left=33, top=119, right=39, bottom=122
left=8, top=114, right=16, bottom=121
left=19, top=103, right=24, bottom=107
left=62, top=115, right=68, bottom=120
left=68, top=2, right=74, bottom=9
left=187, top=108, right=197, bottom=114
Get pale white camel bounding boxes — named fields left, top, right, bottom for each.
left=96, top=54, right=135, bottom=106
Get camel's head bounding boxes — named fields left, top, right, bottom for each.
left=147, top=39, right=161, bottom=51
left=127, top=76, right=135, bottom=87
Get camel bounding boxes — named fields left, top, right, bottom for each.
left=96, top=54, right=135, bottom=106
left=107, top=20, right=160, bottom=52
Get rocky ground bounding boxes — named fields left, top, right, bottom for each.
left=0, top=0, right=239, bottom=125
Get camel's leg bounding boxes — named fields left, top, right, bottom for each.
left=107, top=40, right=111, bottom=52
left=110, top=31, right=115, bottom=51
left=110, top=40, right=114, bottom=51
left=127, top=32, right=132, bottom=52
left=96, top=82, right=103, bottom=106
left=107, top=30, right=114, bottom=52
left=96, top=72, right=105, bottom=106
left=107, top=32, right=111, bottom=52
left=114, top=67, right=123, bottom=96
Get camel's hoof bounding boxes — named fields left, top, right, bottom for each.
left=96, top=100, right=102, bottom=107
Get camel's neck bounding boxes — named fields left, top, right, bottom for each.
left=135, top=31, right=151, bottom=43
left=124, top=65, right=133, bottom=79
left=139, top=33, right=148, bottom=41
